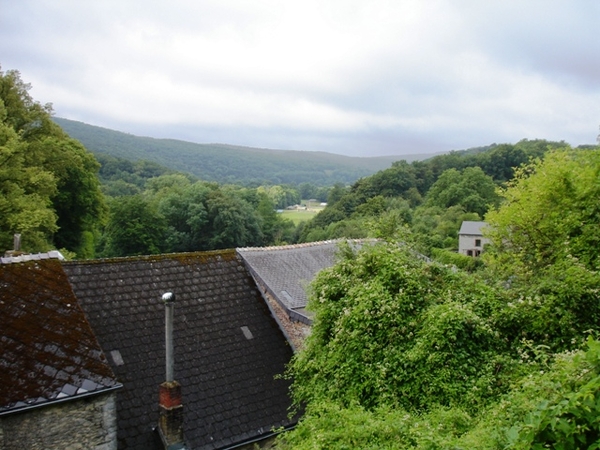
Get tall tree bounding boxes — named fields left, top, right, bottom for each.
left=205, top=190, right=263, bottom=249
left=0, top=68, right=105, bottom=256
left=101, top=195, right=167, bottom=257
left=0, top=113, right=57, bottom=251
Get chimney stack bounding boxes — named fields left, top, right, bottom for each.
left=4, top=234, right=23, bottom=258
left=158, top=292, right=185, bottom=449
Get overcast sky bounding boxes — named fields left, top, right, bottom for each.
left=1, top=1, right=599, bottom=156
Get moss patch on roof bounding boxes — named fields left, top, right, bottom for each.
left=0, top=259, right=119, bottom=414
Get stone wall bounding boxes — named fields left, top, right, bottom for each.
left=0, top=392, right=117, bottom=450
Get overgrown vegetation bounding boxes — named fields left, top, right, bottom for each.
left=276, top=148, right=600, bottom=449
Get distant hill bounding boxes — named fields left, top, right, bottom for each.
left=54, top=117, right=439, bottom=186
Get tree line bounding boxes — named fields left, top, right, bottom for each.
left=53, top=116, right=404, bottom=187
left=294, top=138, right=563, bottom=259
left=0, top=68, right=324, bottom=258
left=1, top=66, right=591, bottom=265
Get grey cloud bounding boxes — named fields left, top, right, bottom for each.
left=1, top=0, right=598, bottom=156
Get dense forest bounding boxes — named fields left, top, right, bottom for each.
left=0, top=69, right=301, bottom=257
left=2, top=66, right=539, bottom=261
left=292, top=137, right=573, bottom=263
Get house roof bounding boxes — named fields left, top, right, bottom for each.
left=458, top=221, right=488, bottom=236
left=0, top=259, right=119, bottom=415
left=237, top=241, right=343, bottom=323
left=62, top=250, right=296, bottom=450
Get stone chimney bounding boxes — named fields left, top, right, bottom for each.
left=158, top=292, right=185, bottom=450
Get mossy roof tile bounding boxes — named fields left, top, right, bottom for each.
left=0, top=259, right=119, bottom=414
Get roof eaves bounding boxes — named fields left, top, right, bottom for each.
left=0, top=383, right=123, bottom=417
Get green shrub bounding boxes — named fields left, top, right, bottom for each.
left=431, top=247, right=484, bottom=271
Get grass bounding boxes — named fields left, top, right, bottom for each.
left=280, top=203, right=326, bottom=225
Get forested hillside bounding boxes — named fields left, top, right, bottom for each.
left=54, top=117, right=429, bottom=186
left=295, top=138, right=571, bottom=259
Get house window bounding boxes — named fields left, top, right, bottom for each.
left=475, top=239, right=481, bottom=247
left=467, top=250, right=473, bottom=257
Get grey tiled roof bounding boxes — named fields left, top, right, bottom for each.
left=238, top=240, right=363, bottom=323
left=63, top=250, right=296, bottom=450
left=458, top=221, right=488, bottom=236
left=0, top=260, right=119, bottom=415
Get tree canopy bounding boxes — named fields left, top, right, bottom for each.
left=485, top=148, right=600, bottom=278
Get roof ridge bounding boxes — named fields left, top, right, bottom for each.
left=0, top=250, right=65, bottom=265
left=62, top=248, right=238, bottom=265
left=237, top=238, right=374, bottom=252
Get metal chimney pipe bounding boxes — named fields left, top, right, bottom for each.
left=162, top=292, right=175, bottom=382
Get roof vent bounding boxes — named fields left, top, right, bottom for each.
left=241, top=326, right=254, bottom=340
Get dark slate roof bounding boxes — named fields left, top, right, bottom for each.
left=0, top=259, right=119, bottom=415
left=458, top=221, right=488, bottom=236
left=63, top=250, right=296, bottom=450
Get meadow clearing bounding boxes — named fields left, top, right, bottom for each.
left=280, top=202, right=326, bottom=225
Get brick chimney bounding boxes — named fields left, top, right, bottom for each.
left=158, top=292, right=185, bottom=450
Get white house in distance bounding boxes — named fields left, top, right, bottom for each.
left=458, top=221, right=490, bottom=257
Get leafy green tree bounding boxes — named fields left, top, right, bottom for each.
left=288, top=242, right=506, bottom=413
left=278, top=339, right=600, bottom=450
left=353, top=195, right=386, bottom=218
left=100, top=195, right=167, bottom=256
left=425, top=166, right=499, bottom=216
left=484, top=148, right=600, bottom=350
left=0, top=116, right=57, bottom=251
left=257, top=185, right=300, bottom=209
left=327, top=182, right=348, bottom=205
left=42, top=137, right=106, bottom=255
left=156, top=181, right=211, bottom=252
left=353, top=160, right=418, bottom=200
left=255, top=194, right=295, bottom=245
left=205, top=190, right=263, bottom=249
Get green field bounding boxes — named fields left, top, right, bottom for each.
left=280, top=204, right=325, bottom=225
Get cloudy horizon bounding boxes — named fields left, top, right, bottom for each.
left=2, top=1, right=599, bottom=156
